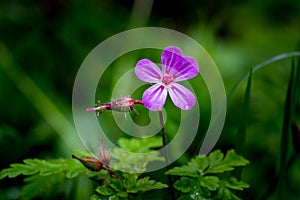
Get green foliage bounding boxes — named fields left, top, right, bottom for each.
left=236, top=68, right=252, bottom=156
left=0, top=158, right=85, bottom=179
left=277, top=58, right=300, bottom=199
left=90, top=137, right=168, bottom=199
left=92, top=173, right=168, bottom=200
left=166, top=150, right=249, bottom=200
left=0, top=158, right=86, bottom=199
left=110, top=136, right=164, bottom=172
left=0, top=137, right=167, bottom=199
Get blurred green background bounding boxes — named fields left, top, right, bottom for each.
left=0, top=0, right=300, bottom=199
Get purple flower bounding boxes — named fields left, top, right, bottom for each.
left=135, top=46, right=199, bottom=111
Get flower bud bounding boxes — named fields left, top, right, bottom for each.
left=110, top=96, right=134, bottom=112
left=72, top=155, right=103, bottom=171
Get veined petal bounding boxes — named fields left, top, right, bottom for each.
left=161, top=46, right=183, bottom=74
left=173, top=56, right=199, bottom=82
left=168, top=83, right=196, bottom=110
left=142, top=84, right=167, bottom=111
left=135, top=59, right=162, bottom=83
left=161, top=47, right=199, bottom=81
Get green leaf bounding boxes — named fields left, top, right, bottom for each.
left=174, top=177, right=196, bottom=193
left=167, top=150, right=249, bottom=177
left=277, top=58, right=299, bottom=199
left=236, top=68, right=252, bottom=155
left=208, top=150, right=224, bottom=167
left=118, top=137, right=162, bottom=153
left=166, top=156, right=209, bottom=177
left=20, top=173, right=65, bottom=199
left=165, top=165, right=198, bottom=177
left=123, top=173, right=139, bottom=191
left=174, top=177, right=211, bottom=199
left=214, top=181, right=242, bottom=200
left=225, top=177, right=249, bottom=191
left=90, top=194, right=108, bottom=200
left=107, top=178, right=124, bottom=193
left=205, top=150, right=249, bottom=174
left=199, top=176, right=219, bottom=191
left=0, top=162, right=38, bottom=178
left=95, top=185, right=116, bottom=196
left=169, top=150, right=249, bottom=200
left=0, top=158, right=86, bottom=180
left=111, top=137, right=165, bottom=173
left=135, top=177, right=168, bottom=192
left=189, top=156, right=210, bottom=174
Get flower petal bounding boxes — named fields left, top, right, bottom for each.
left=135, top=59, right=162, bottom=83
left=161, top=46, right=199, bottom=81
left=173, top=56, right=199, bottom=82
left=168, top=83, right=196, bottom=110
left=142, top=84, right=167, bottom=111
left=161, top=46, right=183, bottom=74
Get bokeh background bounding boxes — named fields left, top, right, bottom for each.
left=1, top=0, right=300, bottom=199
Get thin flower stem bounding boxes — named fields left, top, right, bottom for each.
left=133, top=100, right=144, bottom=105
left=158, top=111, right=175, bottom=200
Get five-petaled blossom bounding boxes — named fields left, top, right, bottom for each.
left=135, top=46, right=199, bottom=111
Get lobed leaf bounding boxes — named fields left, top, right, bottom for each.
left=165, top=165, right=198, bottom=177
left=118, top=137, right=162, bottom=153
left=199, top=176, right=219, bottom=191
left=107, top=178, right=124, bottom=193
left=0, top=158, right=87, bottom=180
left=95, top=185, right=117, bottom=196
left=21, top=173, right=65, bottom=199
left=135, top=177, right=168, bottom=192
left=174, top=177, right=197, bottom=193
left=205, top=150, right=249, bottom=174
left=225, top=177, right=249, bottom=191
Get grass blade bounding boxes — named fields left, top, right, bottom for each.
left=277, top=58, right=298, bottom=199
left=236, top=68, right=252, bottom=155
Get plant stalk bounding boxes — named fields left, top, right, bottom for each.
left=158, top=111, right=175, bottom=200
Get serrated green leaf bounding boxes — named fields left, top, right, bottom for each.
left=205, top=150, right=249, bottom=174
left=95, top=185, right=116, bottom=196
left=123, top=172, right=138, bottom=191
left=175, top=177, right=211, bottom=200
left=199, top=176, right=219, bottom=191
left=174, top=177, right=196, bottom=193
left=166, top=165, right=198, bottom=177
left=208, top=150, right=224, bottom=167
left=107, top=178, right=124, bottom=193
left=0, top=158, right=86, bottom=181
left=168, top=150, right=249, bottom=177
left=189, top=156, right=209, bottom=174
left=222, top=150, right=249, bottom=167
left=66, top=164, right=85, bottom=179
left=214, top=181, right=242, bottom=200
left=90, top=194, right=108, bottom=200
left=225, top=177, right=249, bottom=190
left=125, top=175, right=168, bottom=193
left=136, top=177, right=168, bottom=191
left=0, top=160, right=40, bottom=178
left=21, top=173, right=65, bottom=199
